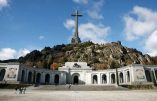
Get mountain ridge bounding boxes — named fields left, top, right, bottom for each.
left=1, top=41, right=157, bottom=69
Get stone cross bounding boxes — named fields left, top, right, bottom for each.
left=71, top=10, right=82, bottom=44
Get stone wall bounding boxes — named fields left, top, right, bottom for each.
left=0, top=62, right=157, bottom=86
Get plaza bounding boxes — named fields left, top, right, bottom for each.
left=0, top=89, right=157, bottom=101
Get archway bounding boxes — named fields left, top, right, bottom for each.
left=145, top=70, right=152, bottom=82
left=0, top=69, right=6, bottom=81
left=54, top=74, right=59, bottom=85
left=72, top=73, right=80, bottom=84
left=102, top=74, right=107, bottom=84
left=73, top=76, right=79, bottom=84
left=127, top=71, right=130, bottom=82
left=119, top=72, right=123, bottom=83
left=111, top=74, right=115, bottom=84
left=21, top=70, right=25, bottom=82
left=45, top=74, right=50, bottom=84
left=36, top=73, right=41, bottom=84
left=28, top=71, right=32, bottom=84
left=155, top=70, right=157, bottom=80
left=93, top=75, right=98, bottom=84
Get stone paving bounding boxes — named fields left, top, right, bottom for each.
left=0, top=89, right=157, bottom=101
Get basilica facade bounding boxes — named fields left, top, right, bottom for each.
left=0, top=62, right=157, bottom=86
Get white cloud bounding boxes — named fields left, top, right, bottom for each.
left=0, top=48, right=30, bottom=60
left=73, top=0, right=88, bottom=4
left=87, top=0, right=104, bottom=20
left=39, top=35, right=45, bottom=40
left=0, top=48, right=16, bottom=60
left=79, top=23, right=110, bottom=43
left=88, top=10, right=103, bottom=20
left=124, top=6, right=157, bottom=56
left=64, top=19, right=75, bottom=30
left=64, top=19, right=110, bottom=43
left=72, top=0, right=104, bottom=20
left=124, top=6, right=157, bottom=41
left=0, top=0, right=9, bottom=10
left=17, top=48, right=30, bottom=58
left=145, top=31, right=157, bottom=56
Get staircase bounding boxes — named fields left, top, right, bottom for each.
left=27, top=85, right=128, bottom=91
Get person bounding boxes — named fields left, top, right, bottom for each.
left=4, top=80, right=7, bottom=84
left=69, top=84, right=71, bottom=89
left=15, top=87, right=18, bottom=94
left=23, top=87, right=26, bottom=94
left=19, top=87, right=22, bottom=94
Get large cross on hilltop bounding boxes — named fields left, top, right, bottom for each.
left=71, top=10, right=82, bottom=44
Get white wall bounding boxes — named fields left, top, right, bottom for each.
left=0, top=63, right=20, bottom=84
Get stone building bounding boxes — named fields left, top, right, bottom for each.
left=0, top=62, right=157, bottom=86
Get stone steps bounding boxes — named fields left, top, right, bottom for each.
left=27, top=85, right=128, bottom=91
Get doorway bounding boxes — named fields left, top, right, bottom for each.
left=73, top=76, right=79, bottom=84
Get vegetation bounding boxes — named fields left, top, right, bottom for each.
left=1, top=41, right=157, bottom=70
left=110, top=60, right=120, bottom=69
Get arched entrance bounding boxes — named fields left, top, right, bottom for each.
left=0, top=69, right=6, bottom=81
left=155, top=70, right=157, bottom=80
left=45, top=74, right=50, bottom=84
left=145, top=70, right=152, bottom=82
left=102, top=74, right=107, bottom=84
left=119, top=72, right=123, bottom=83
left=28, top=71, right=32, bottom=84
left=127, top=71, right=130, bottom=82
left=72, top=73, right=80, bottom=84
left=92, top=75, right=98, bottom=84
left=21, top=70, right=25, bottom=82
left=54, top=74, right=59, bottom=85
left=73, top=76, right=79, bottom=84
left=36, top=73, right=41, bottom=84
left=111, top=74, right=115, bottom=84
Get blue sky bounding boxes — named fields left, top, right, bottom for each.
left=0, top=0, right=157, bottom=60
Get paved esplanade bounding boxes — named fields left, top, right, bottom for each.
left=0, top=89, right=157, bottom=101
left=71, top=10, right=82, bottom=44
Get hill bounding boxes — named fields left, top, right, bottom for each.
left=16, top=41, right=157, bottom=69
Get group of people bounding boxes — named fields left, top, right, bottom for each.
left=15, top=87, right=27, bottom=94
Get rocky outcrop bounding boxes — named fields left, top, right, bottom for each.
left=18, top=41, right=156, bottom=69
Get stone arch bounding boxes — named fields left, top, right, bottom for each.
left=36, top=73, right=41, bottom=84
left=119, top=72, right=123, bottom=83
left=0, top=69, right=6, bottom=81
left=102, top=74, right=107, bottom=84
left=54, top=74, right=59, bottom=85
left=155, top=70, right=157, bottom=80
left=21, top=70, right=25, bottom=82
left=73, top=76, right=79, bottom=84
left=111, top=74, right=115, bottom=84
left=92, top=75, right=98, bottom=84
left=145, top=70, right=152, bottom=82
left=127, top=71, right=130, bottom=82
left=72, top=73, right=80, bottom=84
left=27, top=71, right=32, bottom=84
left=45, top=74, right=50, bottom=84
